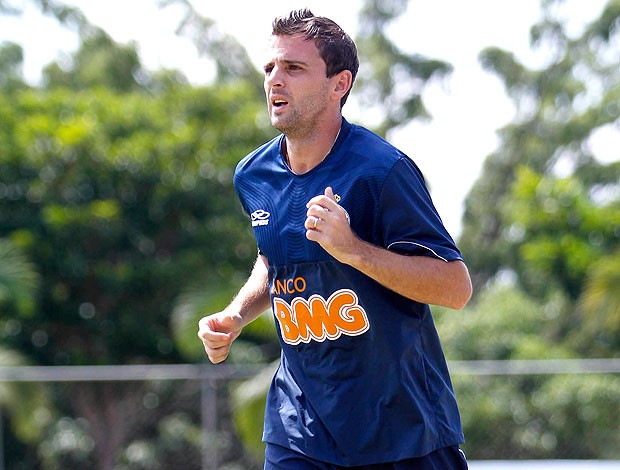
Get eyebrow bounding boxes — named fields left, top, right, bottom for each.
left=264, top=58, right=309, bottom=69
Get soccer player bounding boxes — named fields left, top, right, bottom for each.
left=198, top=9, right=472, bottom=469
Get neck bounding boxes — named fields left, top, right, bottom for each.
left=283, top=119, right=342, bottom=175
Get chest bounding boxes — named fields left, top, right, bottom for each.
left=247, top=172, right=381, bottom=265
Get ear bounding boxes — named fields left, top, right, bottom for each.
left=332, top=70, right=353, bottom=102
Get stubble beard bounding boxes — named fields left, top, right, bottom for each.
left=271, top=97, right=328, bottom=141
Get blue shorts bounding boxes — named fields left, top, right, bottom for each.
left=264, top=443, right=468, bottom=470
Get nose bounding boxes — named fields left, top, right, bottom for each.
left=265, top=65, right=284, bottom=89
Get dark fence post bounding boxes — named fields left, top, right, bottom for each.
left=201, top=376, right=218, bottom=470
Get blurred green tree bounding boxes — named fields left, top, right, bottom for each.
left=160, top=0, right=262, bottom=86
left=0, top=41, right=27, bottom=91
left=0, top=238, right=38, bottom=316
left=0, top=239, right=53, bottom=468
left=436, top=285, right=620, bottom=459
left=354, top=0, right=452, bottom=136
left=43, top=29, right=143, bottom=91
left=447, top=0, right=620, bottom=459
left=459, top=0, right=620, bottom=297
left=0, top=17, right=274, bottom=463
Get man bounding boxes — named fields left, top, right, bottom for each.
left=198, top=9, right=472, bottom=470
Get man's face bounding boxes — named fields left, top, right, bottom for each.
left=263, top=34, right=334, bottom=137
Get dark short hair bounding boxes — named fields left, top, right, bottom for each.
left=272, top=9, right=359, bottom=107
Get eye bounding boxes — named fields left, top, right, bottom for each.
left=263, top=64, right=274, bottom=75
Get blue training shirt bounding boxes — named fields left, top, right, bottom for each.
left=233, top=118, right=465, bottom=466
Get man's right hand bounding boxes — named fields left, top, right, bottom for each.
left=197, top=312, right=244, bottom=364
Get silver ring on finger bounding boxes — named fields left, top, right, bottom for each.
left=313, top=217, right=319, bottom=229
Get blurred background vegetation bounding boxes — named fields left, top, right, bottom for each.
left=0, top=0, right=619, bottom=468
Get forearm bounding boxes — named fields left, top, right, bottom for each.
left=305, top=189, right=472, bottom=309
left=344, top=238, right=472, bottom=310
left=227, top=254, right=271, bottom=325
left=198, top=254, right=270, bottom=364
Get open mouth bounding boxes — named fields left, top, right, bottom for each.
left=272, top=99, right=288, bottom=108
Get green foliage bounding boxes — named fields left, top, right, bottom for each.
left=0, top=238, right=39, bottom=316
left=0, top=2, right=275, bottom=465
left=455, top=372, right=620, bottom=459
left=453, top=374, right=539, bottom=459
left=529, top=374, right=620, bottom=458
left=437, top=286, right=575, bottom=361
left=459, top=0, right=620, bottom=365
left=231, top=362, right=279, bottom=464
left=575, top=248, right=620, bottom=354
left=0, top=80, right=271, bottom=366
left=0, top=349, right=54, bottom=444
left=115, top=412, right=203, bottom=469
left=0, top=41, right=27, bottom=91
left=437, top=286, right=620, bottom=459
left=0, top=50, right=272, bottom=463
left=43, top=29, right=142, bottom=92
left=38, top=417, right=96, bottom=468
left=501, top=166, right=619, bottom=300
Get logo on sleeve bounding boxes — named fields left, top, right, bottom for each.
left=251, top=209, right=270, bottom=227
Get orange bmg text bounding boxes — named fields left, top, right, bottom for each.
left=272, top=289, right=369, bottom=345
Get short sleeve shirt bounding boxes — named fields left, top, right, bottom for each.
left=233, top=118, right=464, bottom=466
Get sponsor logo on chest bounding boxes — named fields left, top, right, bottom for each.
left=271, top=276, right=370, bottom=345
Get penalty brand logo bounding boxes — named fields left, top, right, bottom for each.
left=251, top=209, right=270, bottom=227
left=272, top=288, right=370, bottom=345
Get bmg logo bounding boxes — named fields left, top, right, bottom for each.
left=272, top=289, right=369, bottom=345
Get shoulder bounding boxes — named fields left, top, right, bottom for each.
left=234, top=135, right=282, bottom=185
left=343, top=122, right=413, bottom=176
left=350, top=123, right=405, bottom=162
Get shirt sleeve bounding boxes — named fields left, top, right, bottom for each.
left=379, top=157, right=462, bottom=262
